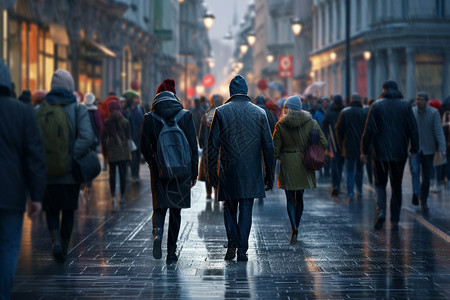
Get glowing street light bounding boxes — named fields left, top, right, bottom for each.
left=266, top=54, right=274, bottom=63
left=203, top=12, right=215, bottom=31
left=364, top=51, right=372, bottom=61
left=240, top=43, right=249, bottom=55
left=246, top=32, right=256, bottom=46
left=330, top=52, right=337, bottom=61
left=178, top=0, right=184, bottom=3
left=291, top=19, right=302, bottom=36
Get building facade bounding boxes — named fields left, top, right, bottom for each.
left=310, top=0, right=450, bottom=101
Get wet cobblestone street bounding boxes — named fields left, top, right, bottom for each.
left=11, top=166, right=450, bottom=299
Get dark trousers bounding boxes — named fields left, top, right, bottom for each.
left=205, top=181, right=212, bottom=196
left=331, top=155, right=345, bottom=192
left=108, top=161, right=128, bottom=196
left=373, top=160, right=406, bottom=224
left=223, top=198, right=254, bottom=254
left=153, top=208, right=181, bottom=253
left=0, top=210, right=23, bottom=300
left=43, top=184, right=79, bottom=242
left=284, top=190, right=304, bottom=232
left=418, top=153, right=434, bottom=206
left=130, top=150, right=141, bottom=179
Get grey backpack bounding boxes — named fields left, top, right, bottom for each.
left=151, top=110, right=192, bottom=179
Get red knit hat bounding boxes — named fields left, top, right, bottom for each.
left=429, top=99, right=442, bottom=110
left=157, top=79, right=176, bottom=94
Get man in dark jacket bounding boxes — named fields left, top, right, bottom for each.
left=254, top=95, right=277, bottom=133
left=322, top=95, right=344, bottom=196
left=0, top=60, right=46, bottom=299
left=140, top=79, right=198, bottom=262
left=207, top=75, right=275, bottom=261
left=336, top=93, right=368, bottom=201
left=361, top=80, right=419, bottom=230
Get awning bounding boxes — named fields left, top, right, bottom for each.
left=85, top=40, right=116, bottom=58
left=49, top=24, right=69, bottom=46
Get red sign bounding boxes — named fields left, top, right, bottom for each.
left=187, top=87, right=195, bottom=99
left=202, top=74, right=215, bottom=88
left=278, top=55, right=293, bottom=78
left=257, top=79, right=268, bottom=90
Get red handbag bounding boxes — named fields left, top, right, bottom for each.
left=288, top=122, right=325, bottom=171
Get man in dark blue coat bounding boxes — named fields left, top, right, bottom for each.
left=336, top=93, right=368, bottom=201
left=361, top=80, right=419, bottom=230
left=207, top=75, right=275, bottom=261
left=0, top=60, right=47, bottom=299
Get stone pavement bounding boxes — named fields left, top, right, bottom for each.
left=11, top=165, right=450, bottom=299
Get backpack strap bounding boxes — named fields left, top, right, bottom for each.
left=150, top=111, right=165, bottom=125
left=173, top=109, right=188, bottom=123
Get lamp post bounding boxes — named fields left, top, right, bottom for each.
left=290, top=19, right=302, bottom=36
left=266, top=54, right=274, bottom=64
left=240, top=43, right=249, bottom=55
left=246, top=32, right=256, bottom=47
left=203, top=12, right=215, bottom=31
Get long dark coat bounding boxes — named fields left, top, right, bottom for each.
left=207, top=95, right=275, bottom=202
left=102, top=113, right=131, bottom=163
left=140, top=92, right=198, bottom=209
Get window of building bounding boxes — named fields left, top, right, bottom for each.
left=336, top=0, right=341, bottom=40
left=321, top=9, right=326, bottom=46
left=356, top=0, right=361, bottom=30
left=328, top=3, right=333, bottom=43
left=416, top=54, right=443, bottom=100
left=122, top=46, right=132, bottom=92
left=1, top=10, right=8, bottom=62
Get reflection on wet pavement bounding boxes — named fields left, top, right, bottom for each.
left=12, top=169, right=450, bottom=299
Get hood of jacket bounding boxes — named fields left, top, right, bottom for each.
left=0, top=60, right=12, bottom=97
left=280, top=110, right=312, bottom=128
left=151, top=91, right=183, bottom=119
left=45, top=89, right=76, bottom=105
left=224, top=94, right=252, bottom=104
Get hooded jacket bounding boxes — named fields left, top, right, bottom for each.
left=273, top=111, right=328, bottom=190
left=322, top=96, right=344, bottom=154
left=0, top=61, right=47, bottom=210
left=207, top=94, right=275, bottom=201
left=255, top=95, right=277, bottom=133
left=99, top=95, right=119, bottom=123
left=140, top=91, right=198, bottom=209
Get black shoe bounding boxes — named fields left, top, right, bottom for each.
left=52, top=239, right=65, bottom=263
left=153, top=229, right=162, bottom=259
left=237, top=253, right=248, bottom=261
left=224, top=248, right=236, bottom=260
left=390, top=223, right=399, bottom=231
left=331, top=189, right=339, bottom=197
left=374, top=217, right=385, bottom=230
left=166, top=252, right=178, bottom=262
left=421, top=206, right=429, bottom=217
left=61, top=239, right=70, bottom=255
left=412, top=194, right=419, bottom=206
left=290, top=231, right=298, bottom=245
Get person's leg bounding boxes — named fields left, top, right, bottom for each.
left=131, top=150, right=140, bottom=180
left=0, top=210, right=23, bottom=300
left=223, top=200, right=238, bottom=260
left=167, top=208, right=182, bottom=260
left=346, top=158, right=356, bottom=200
left=355, top=158, right=364, bottom=198
left=420, top=154, right=434, bottom=211
left=294, top=190, right=304, bottom=229
left=237, top=198, right=254, bottom=259
left=118, top=161, right=128, bottom=198
left=206, top=181, right=212, bottom=199
left=60, top=209, right=75, bottom=253
left=366, top=159, right=373, bottom=184
left=445, top=152, right=450, bottom=182
left=284, top=190, right=297, bottom=232
left=337, top=155, right=345, bottom=188
left=388, top=160, right=406, bottom=226
left=109, top=162, right=117, bottom=197
left=373, top=160, right=388, bottom=229
left=409, top=155, right=420, bottom=204
left=152, top=208, right=167, bottom=259
left=331, top=156, right=340, bottom=195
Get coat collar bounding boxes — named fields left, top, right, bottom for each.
left=224, top=94, right=251, bottom=104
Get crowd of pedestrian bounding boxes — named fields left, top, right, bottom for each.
left=1, top=57, right=450, bottom=299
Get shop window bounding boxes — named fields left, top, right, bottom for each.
left=416, top=54, right=443, bottom=100
left=28, top=24, right=38, bottom=92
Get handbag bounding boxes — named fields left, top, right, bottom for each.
left=128, top=139, right=138, bottom=152
left=287, top=121, right=325, bottom=171
left=73, top=151, right=101, bottom=183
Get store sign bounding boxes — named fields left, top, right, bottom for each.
left=202, top=74, right=215, bottom=88
left=278, top=55, right=293, bottom=78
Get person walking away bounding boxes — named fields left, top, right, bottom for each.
left=254, top=95, right=277, bottom=133
left=441, top=96, right=450, bottom=185
left=140, top=79, right=198, bottom=262
left=0, top=60, right=46, bottom=300
left=322, top=95, right=345, bottom=196
left=191, top=98, right=204, bottom=135
left=126, top=91, right=144, bottom=184
left=336, top=93, right=368, bottom=201
left=198, top=94, right=223, bottom=199
left=314, top=97, right=331, bottom=178
left=82, top=92, right=103, bottom=196
left=428, top=99, right=445, bottom=193
left=273, top=96, right=327, bottom=244
left=98, top=94, right=120, bottom=171
left=36, top=69, right=95, bottom=262
left=363, top=98, right=376, bottom=185
left=361, top=80, right=419, bottom=230
left=102, top=101, right=131, bottom=209
left=208, top=75, right=275, bottom=261
left=409, top=93, right=446, bottom=213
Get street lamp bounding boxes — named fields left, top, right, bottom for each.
left=246, top=32, right=256, bottom=46
left=290, top=18, right=302, bottom=36
left=330, top=52, right=337, bottom=61
left=363, top=51, right=371, bottom=61
left=240, top=43, right=249, bottom=55
left=203, top=12, right=215, bottom=31
left=178, top=0, right=184, bottom=3
left=266, top=54, right=274, bottom=63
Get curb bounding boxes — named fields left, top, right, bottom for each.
left=363, top=184, right=450, bottom=243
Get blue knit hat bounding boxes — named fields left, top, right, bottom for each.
left=283, top=95, right=302, bottom=111
left=229, top=74, right=248, bottom=96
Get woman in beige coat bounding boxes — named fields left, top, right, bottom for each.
left=272, top=96, right=327, bottom=244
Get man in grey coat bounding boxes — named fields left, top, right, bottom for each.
left=208, top=75, right=275, bottom=261
left=409, top=92, right=446, bottom=213
left=0, top=60, right=46, bottom=300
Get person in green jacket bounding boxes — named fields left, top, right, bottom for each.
left=273, top=96, right=328, bottom=244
